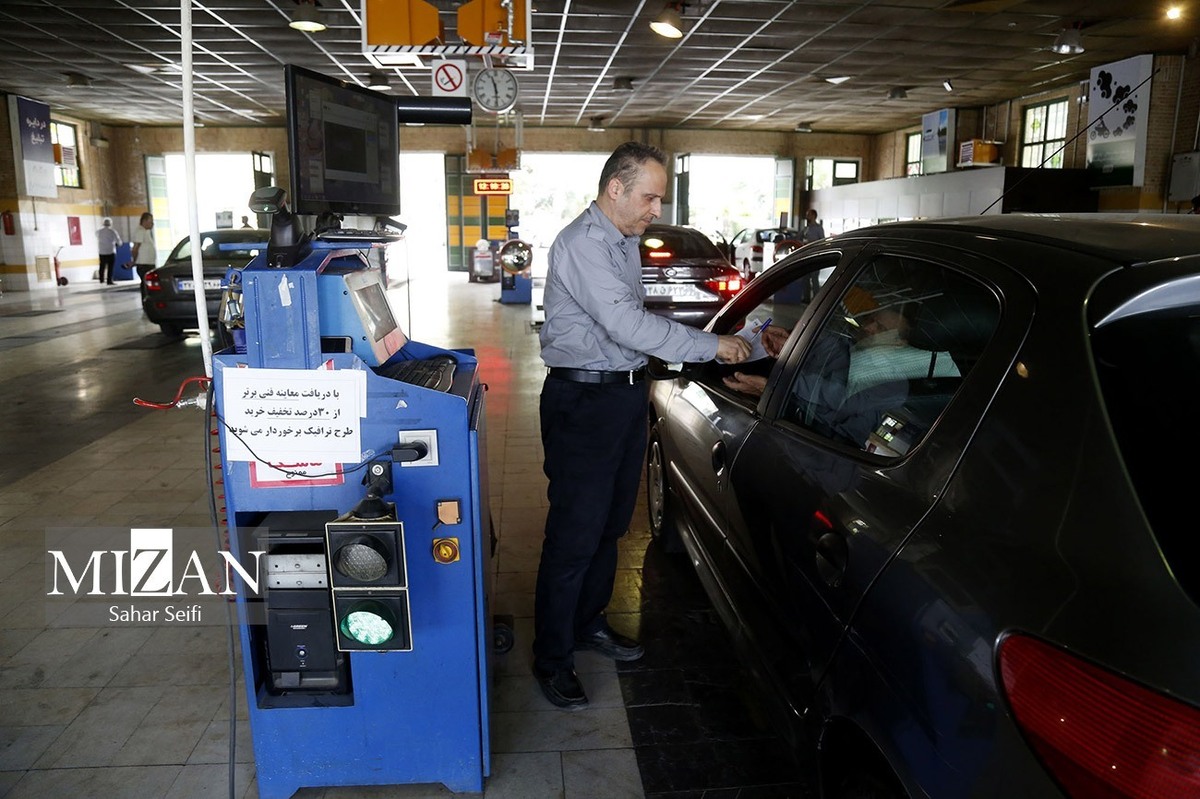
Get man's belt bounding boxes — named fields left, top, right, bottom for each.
left=547, top=367, right=646, bottom=385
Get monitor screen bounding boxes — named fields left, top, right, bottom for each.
left=285, top=64, right=400, bottom=217
left=343, top=269, right=407, bottom=364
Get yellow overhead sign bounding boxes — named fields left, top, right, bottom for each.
left=364, top=0, right=441, bottom=47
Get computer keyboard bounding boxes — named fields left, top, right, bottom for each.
left=315, top=229, right=403, bottom=243
left=376, top=355, right=457, bottom=392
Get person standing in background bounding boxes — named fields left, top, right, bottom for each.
left=96, top=218, right=121, bottom=285
left=130, top=212, right=156, bottom=278
left=802, top=208, right=826, bottom=242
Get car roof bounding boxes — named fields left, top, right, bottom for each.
left=191, top=229, right=269, bottom=240
left=845, top=214, right=1200, bottom=266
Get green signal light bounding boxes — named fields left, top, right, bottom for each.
left=341, top=606, right=395, bottom=646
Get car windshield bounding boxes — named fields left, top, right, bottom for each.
left=641, top=228, right=722, bottom=260
left=169, top=232, right=266, bottom=262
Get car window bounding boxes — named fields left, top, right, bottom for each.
left=1091, top=296, right=1200, bottom=594
left=783, top=254, right=1000, bottom=456
left=693, top=253, right=840, bottom=400
left=641, top=228, right=722, bottom=260
left=170, top=233, right=265, bottom=263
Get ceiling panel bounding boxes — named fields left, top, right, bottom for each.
left=0, top=0, right=1191, bottom=134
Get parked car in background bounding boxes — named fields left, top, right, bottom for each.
left=640, top=223, right=744, bottom=327
left=142, top=228, right=267, bottom=336
left=646, top=215, right=1200, bottom=798
left=730, top=225, right=802, bottom=277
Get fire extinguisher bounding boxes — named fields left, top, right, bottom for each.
left=1, top=210, right=14, bottom=236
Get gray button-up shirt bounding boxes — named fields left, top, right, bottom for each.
left=539, top=202, right=719, bottom=371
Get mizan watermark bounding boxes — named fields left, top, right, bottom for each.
left=44, top=527, right=266, bottom=626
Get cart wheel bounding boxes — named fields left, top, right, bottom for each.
left=57, top=276, right=68, bottom=286
left=493, top=621, right=515, bottom=654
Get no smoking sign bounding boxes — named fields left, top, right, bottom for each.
left=432, top=60, right=467, bottom=97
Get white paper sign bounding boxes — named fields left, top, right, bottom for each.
left=220, top=368, right=367, bottom=464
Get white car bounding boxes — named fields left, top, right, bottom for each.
left=730, top=226, right=802, bottom=278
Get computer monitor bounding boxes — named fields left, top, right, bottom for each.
left=342, top=268, right=407, bottom=364
left=285, top=64, right=401, bottom=217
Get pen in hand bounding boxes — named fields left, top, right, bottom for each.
left=750, top=317, right=772, bottom=343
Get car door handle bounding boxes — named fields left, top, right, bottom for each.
left=711, top=440, right=726, bottom=477
left=815, top=532, right=849, bottom=588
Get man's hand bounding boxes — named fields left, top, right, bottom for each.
left=716, top=334, right=752, bottom=364
left=761, top=325, right=790, bottom=358
left=722, top=371, right=767, bottom=396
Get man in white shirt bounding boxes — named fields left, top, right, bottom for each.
left=96, top=218, right=121, bottom=285
left=130, top=212, right=157, bottom=278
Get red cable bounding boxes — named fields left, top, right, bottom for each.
left=132, top=375, right=212, bottom=409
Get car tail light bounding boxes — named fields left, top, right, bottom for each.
left=144, top=270, right=162, bottom=292
left=648, top=250, right=673, bottom=259
left=999, top=632, right=1200, bottom=798
left=751, top=245, right=763, bottom=255
left=705, top=276, right=743, bottom=298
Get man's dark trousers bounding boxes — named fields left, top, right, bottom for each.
left=533, top=376, right=648, bottom=674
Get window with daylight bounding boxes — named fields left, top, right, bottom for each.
left=51, top=121, right=81, bottom=188
left=807, top=158, right=860, bottom=191
left=1020, top=99, right=1069, bottom=169
left=906, top=132, right=922, bottom=176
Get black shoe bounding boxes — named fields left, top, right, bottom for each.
left=575, top=625, right=644, bottom=662
left=534, top=667, right=588, bottom=708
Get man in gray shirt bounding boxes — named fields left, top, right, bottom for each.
left=533, top=141, right=750, bottom=707
left=802, top=208, right=825, bottom=242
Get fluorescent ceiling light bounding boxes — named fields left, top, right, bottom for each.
left=943, top=79, right=954, bottom=92
left=367, top=53, right=425, bottom=68
left=587, top=117, right=605, bottom=132
left=825, top=76, right=851, bottom=85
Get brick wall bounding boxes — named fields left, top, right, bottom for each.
left=0, top=95, right=15, bottom=199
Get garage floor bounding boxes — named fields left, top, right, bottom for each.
left=0, top=269, right=808, bottom=798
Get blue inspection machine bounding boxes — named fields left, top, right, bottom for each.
left=212, top=238, right=495, bottom=797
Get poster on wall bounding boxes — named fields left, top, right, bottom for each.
left=921, top=108, right=956, bottom=174
left=8, top=96, right=57, bottom=198
left=1086, top=54, right=1153, bottom=187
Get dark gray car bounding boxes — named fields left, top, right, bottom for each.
left=646, top=214, right=1200, bottom=799
left=141, top=228, right=267, bottom=336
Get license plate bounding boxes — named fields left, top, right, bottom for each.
left=644, top=283, right=711, bottom=301
left=178, top=278, right=223, bottom=291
